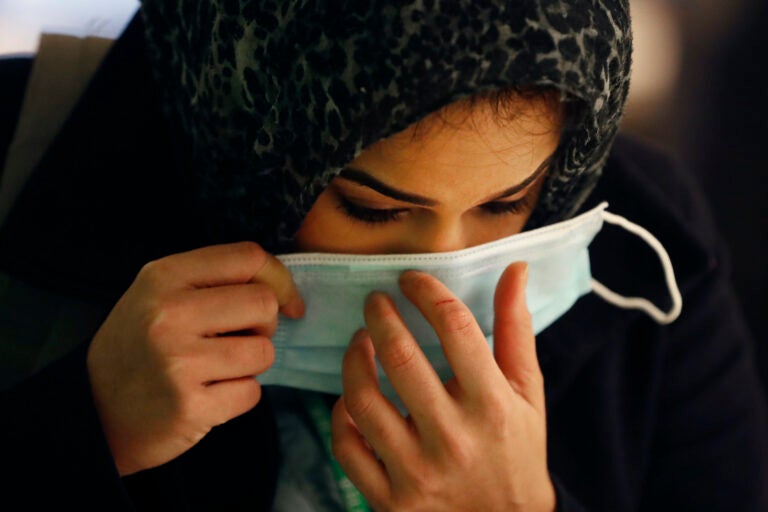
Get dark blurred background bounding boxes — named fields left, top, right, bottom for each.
left=621, top=0, right=767, bottom=395
left=1, top=0, right=766, bottom=392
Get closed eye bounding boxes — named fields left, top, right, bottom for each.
left=336, top=194, right=532, bottom=225
left=335, top=195, right=408, bottom=224
left=479, top=195, right=531, bottom=215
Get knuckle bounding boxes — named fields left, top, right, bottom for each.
left=402, top=456, right=427, bottom=480
left=236, top=241, right=268, bottom=271
left=379, top=335, right=417, bottom=370
left=137, top=259, right=170, bottom=289
left=428, top=417, right=475, bottom=468
left=173, top=425, right=210, bottom=449
left=437, top=304, right=475, bottom=335
left=343, top=390, right=378, bottom=420
left=331, top=436, right=354, bottom=466
left=252, top=337, right=275, bottom=368
left=398, top=464, right=438, bottom=503
left=169, top=418, right=209, bottom=448
left=443, top=434, right=474, bottom=469
left=479, top=393, right=515, bottom=432
left=341, top=341, right=358, bottom=371
left=138, top=259, right=161, bottom=279
left=181, top=429, right=208, bottom=447
left=364, top=293, right=393, bottom=319
left=145, top=296, right=186, bottom=339
left=251, top=285, right=279, bottom=317
left=406, top=271, right=435, bottom=292
left=236, top=240, right=265, bottom=255
left=159, top=351, right=190, bottom=379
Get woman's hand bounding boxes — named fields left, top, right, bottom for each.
left=87, top=242, right=304, bottom=476
left=331, top=262, right=556, bottom=512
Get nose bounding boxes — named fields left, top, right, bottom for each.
left=409, top=219, right=467, bottom=253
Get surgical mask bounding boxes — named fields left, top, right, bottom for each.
left=258, top=202, right=682, bottom=401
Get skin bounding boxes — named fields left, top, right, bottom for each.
left=87, top=93, right=562, bottom=511
left=295, top=95, right=561, bottom=254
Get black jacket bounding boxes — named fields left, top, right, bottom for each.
left=1, top=14, right=767, bottom=511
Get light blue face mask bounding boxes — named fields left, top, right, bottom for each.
left=258, top=202, right=682, bottom=401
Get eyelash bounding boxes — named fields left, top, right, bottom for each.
left=481, top=195, right=531, bottom=215
left=335, top=195, right=531, bottom=225
left=336, top=196, right=407, bottom=224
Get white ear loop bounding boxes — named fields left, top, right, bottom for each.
left=591, top=211, right=683, bottom=325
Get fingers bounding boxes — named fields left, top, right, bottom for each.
left=195, top=335, right=275, bottom=382
left=185, top=283, right=280, bottom=337
left=203, top=376, right=263, bottom=425
left=145, top=284, right=279, bottom=383
left=340, top=329, right=417, bottom=465
left=398, top=271, right=504, bottom=397
left=493, top=262, right=545, bottom=411
left=142, top=242, right=305, bottom=318
left=331, top=396, right=391, bottom=508
left=250, top=250, right=305, bottom=318
left=363, top=294, right=452, bottom=420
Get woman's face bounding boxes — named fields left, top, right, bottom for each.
left=295, top=95, right=564, bottom=254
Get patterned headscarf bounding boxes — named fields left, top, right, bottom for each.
left=139, top=0, right=632, bottom=252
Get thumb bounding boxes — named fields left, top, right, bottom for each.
left=493, top=261, right=545, bottom=411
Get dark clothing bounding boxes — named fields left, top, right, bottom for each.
left=1, top=15, right=767, bottom=512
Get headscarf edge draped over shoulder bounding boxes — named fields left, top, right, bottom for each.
left=139, top=0, right=632, bottom=252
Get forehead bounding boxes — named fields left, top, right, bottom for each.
left=346, top=96, right=564, bottom=197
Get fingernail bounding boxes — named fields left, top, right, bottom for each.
left=521, top=262, right=529, bottom=284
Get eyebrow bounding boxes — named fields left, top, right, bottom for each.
left=338, top=154, right=554, bottom=206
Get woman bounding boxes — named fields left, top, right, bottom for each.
left=1, top=1, right=766, bottom=510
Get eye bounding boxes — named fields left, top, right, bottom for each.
left=480, top=195, right=531, bottom=216
left=335, top=195, right=407, bottom=224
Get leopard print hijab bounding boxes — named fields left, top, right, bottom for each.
left=139, top=1, right=632, bottom=252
